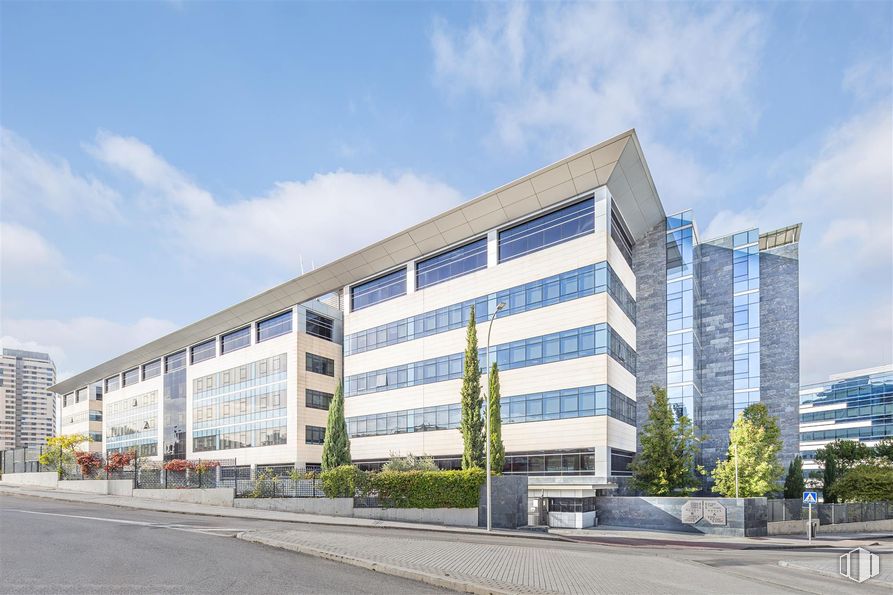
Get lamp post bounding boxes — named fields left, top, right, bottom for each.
left=485, top=301, right=506, bottom=532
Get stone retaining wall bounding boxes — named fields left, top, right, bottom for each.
left=133, top=487, right=234, bottom=507
left=596, top=496, right=768, bottom=537
left=235, top=497, right=353, bottom=516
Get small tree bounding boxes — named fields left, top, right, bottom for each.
left=39, top=434, right=90, bottom=479
left=382, top=452, right=438, bottom=472
left=487, top=362, right=505, bottom=475
left=821, top=454, right=840, bottom=503
left=630, top=386, right=702, bottom=496
left=814, top=439, right=872, bottom=503
left=712, top=403, right=783, bottom=497
left=874, top=437, right=893, bottom=463
left=783, top=455, right=805, bottom=499
left=459, top=304, right=484, bottom=469
left=321, top=381, right=351, bottom=471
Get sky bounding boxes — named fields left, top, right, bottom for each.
left=1, top=1, right=891, bottom=384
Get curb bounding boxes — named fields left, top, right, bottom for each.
left=777, top=560, right=893, bottom=588
left=0, top=485, right=561, bottom=544
left=238, top=531, right=519, bottom=595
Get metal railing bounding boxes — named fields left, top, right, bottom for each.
left=232, top=466, right=324, bottom=498
left=768, top=499, right=893, bottom=524
left=1, top=447, right=45, bottom=474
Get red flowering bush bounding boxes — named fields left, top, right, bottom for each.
left=75, top=451, right=103, bottom=475
left=104, top=452, right=134, bottom=472
left=194, top=460, right=220, bottom=474
left=162, top=459, right=195, bottom=472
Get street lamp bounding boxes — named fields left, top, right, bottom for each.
left=485, top=301, right=506, bottom=532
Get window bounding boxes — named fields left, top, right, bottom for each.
left=164, top=350, right=187, bottom=373
left=416, top=238, right=487, bottom=290
left=306, top=353, right=335, bottom=377
left=105, top=375, right=120, bottom=393
left=142, top=359, right=161, bottom=380
left=610, top=202, right=634, bottom=266
left=258, top=311, right=293, bottom=342
left=498, top=198, right=595, bottom=263
left=76, top=387, right=88, bottom=402
left=610, top=448, right=635, bottom=476
left=306, top=311, right=334, bottom=341
left=221, top=327, right=250, bottom=354
left=190, top=339, right=216, bottom=364
left=351, top=268, right=406, bottom=311
left=306, top=389, right=333, bottom=410
left=122, top=368, right=139, bottom=387
left=305, top=425, right=326, bottom=445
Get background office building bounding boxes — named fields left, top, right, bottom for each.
left=0, top=349, right=56, bottom=450
left=60, top=383, right=104, bottom=453
left=50, top=130, right=800, bottom=505
left=799, top=365, right=893, bottom=475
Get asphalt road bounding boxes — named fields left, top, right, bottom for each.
left=0, top=494, right=445, bottom=594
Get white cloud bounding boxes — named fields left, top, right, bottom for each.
left=432, top=3, right=764, bottom=155
left=1, top=317, right=179, bottom=382
left=0, top=129, right=121, bottom=222
left=0, top=222, right=71, bottom=285
left=86, top=132, right=465, bottom=268
left=842, top=56, right=893, bottom=102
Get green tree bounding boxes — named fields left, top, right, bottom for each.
left=874, top=437, right=893, bottom=463
left=321, top=382, right=351, bottom=471
left=783, top=455, right=806, bottom=499
left=459, top=304, right=484, bottom=469
left=712, top=403, right=784, bottom=497
left=487, top=362, right=505, bottom=475
left=629, top=386, right=702, bottom=495
left=382, top=452, right=437, bottom=472
left=829, top=464, right=893, bottom=502
left=814, top=439, right=872, bottom=503
left=38, top=434, right=89, bottom=479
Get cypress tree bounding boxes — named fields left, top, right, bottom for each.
left=783, top=455, right=806, bottom=499
left=488, top=362, right=505, bottom=474
left=460, top=304, right=485, bottom=469
left=321, top=381, right=351, bottom=471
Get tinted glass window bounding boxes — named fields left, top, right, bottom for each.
left=221, top=327, right=250, bottom=354
left=142, top=359, right=161, bottom=380
left=305, top=311, right=334, bottom=341
left=416, top=238, right=487, bottom=290
left=257, top=311, right=293, bottom=342
left=306, top=353, right=335, bottom=376
left=351, top=268, right=406, bottom=311
left=498, top=199, right=594, bottom=263
left=190, top=339, right=216, bottom=364
left=122, top=368, right=139, bottom=387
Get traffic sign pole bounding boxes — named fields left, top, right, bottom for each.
left=808, top=502, right=812, bottom=542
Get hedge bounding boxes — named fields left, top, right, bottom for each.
left=319, top=465, right=486, bottom=508
left=829, top=464, right=893, bottom=502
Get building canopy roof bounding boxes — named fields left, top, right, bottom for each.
left=51, top=129, right=664, bottom=394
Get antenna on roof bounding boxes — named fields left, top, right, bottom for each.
left=299, top=255, right=305, bottom=275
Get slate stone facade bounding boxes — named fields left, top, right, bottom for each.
left=595, top=496, right=768, bottom=536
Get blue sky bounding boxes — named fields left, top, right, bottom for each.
left=1, top=1, right=891, bottom=383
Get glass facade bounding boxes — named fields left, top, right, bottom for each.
left=192, top=354, right=288, bottom=452
left=347, top=384, right=635, bottom=438
left=800, top=369, right=893, bottom=459
left=498, top=198, right=595, bottom=263
left=732, top=229, right=760, bottom=418
left=105, top=390, right=159, bottom=456
left=345, top=323, right=636, bottom=397
left=416, top=238, right=488, bottom=289
left=665, top=211, right=702, bottom=423
left=164, top=350, right=186, bottom=373
left=190, top=339, right=216, bottom=365
left=221, top=327, right=251, bottom=354
left=351, top=268, right=407, bottom=312
left=163, top=367, right=187, bottom=460
left=305, top=311, right=334, bottom=341
left=345, top=262, right=635, bottom=356
left=257, top=311, right=293, bottom=343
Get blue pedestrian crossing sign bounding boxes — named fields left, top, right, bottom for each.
left=803, top=491, right=818, bottom=504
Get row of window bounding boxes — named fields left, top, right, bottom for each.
left=346, top=385, right=636, bottom=438
left=345, top=261, right=636, bottom=356
left=100, top=308, right=333, bottom=393
left=345, top=323, right=636, bottom=397
left=800, top=374, right=893, bottom=406
left=192, top=387, right=286, bottom=428
left=350, top=197, right=603, bottom=312
left=800, top=401, right=893, bottom=423
left=107, top=442, right=157, bottom=458
left=800, top=423, right=893, bottom=442
left=193, top=420, right=287, bottom=452
left=193, top=354, right=287, bottom=399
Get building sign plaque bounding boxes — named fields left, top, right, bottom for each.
left=681, top=500, right=703, bottom=524
left=703, top=501, right=727, bottom=526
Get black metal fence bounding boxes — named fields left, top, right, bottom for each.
left=232, top=465, right=324, bottom=498
left=768, top=499, right=893, bottom=524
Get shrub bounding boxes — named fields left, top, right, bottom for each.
left=288, top=468, right=318, bottom=481
left=75, top=451, right=102, bottom=476
left=829, top=464, right=893, bottom=502
left=162, top=459, right=195, bottom=472
left=371, top=468, right=485, bottom=509
left=251, top=467, right=281, bottom=498
left=104, top=452, right=134, bottom=472
left=320, top=465, right=369, bottom=498
left=194, top=460, right=220, bottom=475
left=381, top=452, right=437, bottom=472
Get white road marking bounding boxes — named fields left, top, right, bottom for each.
left=2, top=509, right=242, bottom=536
